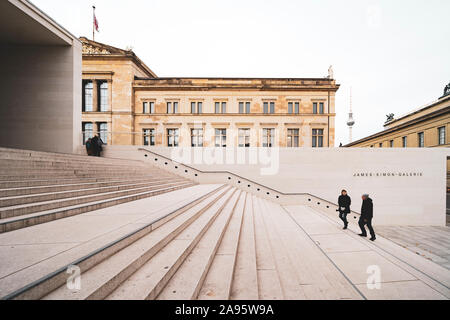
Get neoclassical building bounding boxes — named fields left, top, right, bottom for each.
left=345, top=90, right=449, bottom=148
left=81, top=37, right=339, bottom=148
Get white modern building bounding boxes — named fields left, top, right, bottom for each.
left=0, top=0, right=82, bottom=154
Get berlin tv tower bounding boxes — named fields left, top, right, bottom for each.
left=347, top=87, right=355, bottom=143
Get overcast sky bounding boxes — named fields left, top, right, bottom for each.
left=33, top=0, right=450, bottom=146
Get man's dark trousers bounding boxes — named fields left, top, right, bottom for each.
left=359, top=217, right=375, bottom=238
left=339, top=210, right=348, bottom=226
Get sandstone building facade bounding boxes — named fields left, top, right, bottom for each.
left=345, top=92, right=449, bottom=148
left=81, top=38, right=339, bottom=148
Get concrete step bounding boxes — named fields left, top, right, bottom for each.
left=252, top=195, right=284, bottom=300
left=0, top=147, right=145, bottom=164
left=229, top=192, right=259, bottom=300
left=105, top=187, right=238, bottom=300
left=0, top=178, right=186, bottom=207
left=0, top=185, right=225, bottom=300
left=157, top=190, right=244, bottom=300
left=0, top=177, right=181, bottom=197
left=42, top=186, right=233, bottom=300
left=0, top=158, right=150, bottom=170
left=0, top=168, right=162, bottom=179
left=0, top=181, right=193, bottom=219
left=0, top=177, right=154, bottom=189
left=198, top=193, right=247, bottom=300
left=258, top=198, right=308, bottom=299
left=0, top=182, right=196, bottom=233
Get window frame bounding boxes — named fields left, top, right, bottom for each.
left=143, top=128, right=155, bottom=146
left=287, top=128, right=299, bottom=147
left=191, top=128, right=204, bottom=147
left=263, top=101, right=275, bottom=114
left=99, top=81, right=108, bottom=112
left=98, top=122, right=108, bottom=145
left=239, top=101, right=251, bottom=114
left=167, top=128, right=179, bottom=147
left=262, top=128, right=275, bottom=148
left=214, top=128, right=227, bottom=148
left=418, top=132, right=424, bottom=148
left=214, top=101, right=227, bottom=114
left=167, top=101, right=179, bottom=114
left=83, top=81, right=94, bottom=112
left=191, top=101, right=203, bottom=114
left=312, top=128, right=324, bottom=148
left=82, top=122, right=94, bottom=144
left=402, top=136, right=407, bottom=148
left=438, top=126, right=446, bottom=145
left=238, top=128, right=251, bottom=148
left=288, top=102, right=300, bottom=115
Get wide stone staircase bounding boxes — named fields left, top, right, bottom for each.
left=0, top=148, right=449, bottom=300
left=0, top=147, right=194, bottom=233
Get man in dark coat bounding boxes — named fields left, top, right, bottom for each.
left=85, top=138, right=93, bottom=156
left=91, top=135, right=103, bottom=157
left=338, top=189, right=351, bottom=229
left=359, top=194, right=376, bottom=241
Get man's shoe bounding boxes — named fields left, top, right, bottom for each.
left=370, top=237, right=376, bottom=241
left=358, top=233, right=367, bottom=237
left=343, top=225, right=348, bottom=230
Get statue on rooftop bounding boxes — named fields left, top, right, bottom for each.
left=444, top=82, right=450, bottom=97
left=385, top=113, right=395, bottom=123
left=328, top=65, right=334, bottom=79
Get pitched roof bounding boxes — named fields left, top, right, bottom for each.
left=79, top=37, right=157, bottom=78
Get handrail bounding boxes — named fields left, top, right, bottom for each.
left=138, top=147, right=362, bottom=217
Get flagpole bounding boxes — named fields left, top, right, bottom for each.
left=92, top=6, right=96, bottom=41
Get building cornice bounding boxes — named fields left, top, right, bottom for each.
left=133, top=78, right=340, bottom=92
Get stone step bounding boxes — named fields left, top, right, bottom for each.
left=105, top=188, right=238, bottom=300
left=0, top=182, right=195, bottom=234
left=157, top=190, right=244, bottom=300
left=198, top=193, right=247, bottom=300
left=0, top=181, right=193, bottom=219
left=0, top=177, right=150, bottom=189
left=0, top=178, right=186, bottom=207
left=161, top=192, right=245, bottom=300
left=229, top=192, right=259, bottom=300
left=42, top=186, right=233, bottom=300
left=0, top=158, right=150, bottom=170
left=0, top=147, right=144, bottom=164
left=0, top=177, right=179, bottom=197
left=258, top=198, right=308, bottom=299
left=0, top=171, right=167, bottom=181
left=0, top=153, right=147, bottom=166
left=0, top=185, right=225, bottom=300
left=252, top=195, right=284, bottom=300
left=0, top=168, right=161, bottom=177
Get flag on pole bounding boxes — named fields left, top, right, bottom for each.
left=93, top=7, right=99, bottom=32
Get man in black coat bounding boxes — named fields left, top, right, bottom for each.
left=359, top=194, right=376, bottom=241
left=338, top=190, right=351, bottom=229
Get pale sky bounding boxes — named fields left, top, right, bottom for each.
left=33, top=0, right=450, bottom=146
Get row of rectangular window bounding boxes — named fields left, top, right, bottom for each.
left=140, top=101, right=326, bottom=115
left=370, top=127, right=446, bottom=148
left=143, top=128, right=324, bottom=148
